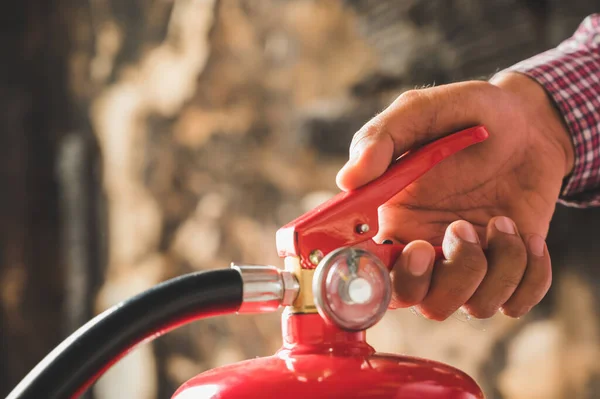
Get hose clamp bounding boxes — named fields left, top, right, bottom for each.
left=231, top=264, right=300, bottom=313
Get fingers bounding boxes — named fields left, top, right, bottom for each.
left=390, top=240, right=436, bottom=309
left=463, top=216, right=528, bottom=318
left=336, top=123, right=396, bottom=194
left=500, top=234, right=552, bottom=317
left=417, top=220, right=487, bottom=321
left=336, top=81, right=497, bottom=191
left=463, top=220, right=551, bottom=319
left=395, top=218, right=552, bottom=321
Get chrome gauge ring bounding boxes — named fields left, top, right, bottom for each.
left=312, top=247, right=392, bottom=331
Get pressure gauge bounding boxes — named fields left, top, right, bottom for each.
left=312, top=247, right=392, bottom=331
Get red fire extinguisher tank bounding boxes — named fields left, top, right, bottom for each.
left=172, top=311, right=484, bottom=399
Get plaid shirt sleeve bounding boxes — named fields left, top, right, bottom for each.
left=505, top=14, right=600, bottom=208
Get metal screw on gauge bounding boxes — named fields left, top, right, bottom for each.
left=312, top=247, right=392, bottom=332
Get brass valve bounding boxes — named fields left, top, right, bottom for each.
left=285, top=257, right=317, bottom=314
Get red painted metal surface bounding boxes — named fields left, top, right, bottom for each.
left=172, top=311, right=484, bottom=399
left=275, top=126, right=489, bottom=269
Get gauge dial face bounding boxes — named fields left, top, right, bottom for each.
left=313, top=247, right=392, bottom=331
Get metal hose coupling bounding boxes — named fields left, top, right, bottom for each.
left=230, top=264, right=300, bottom=313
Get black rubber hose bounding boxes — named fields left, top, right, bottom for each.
left=7, top=268, right=244, bottom=399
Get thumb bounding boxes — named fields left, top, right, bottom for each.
left=335, top=119, right=396, bottom=192
left=336, top=81, right=493, bottom=191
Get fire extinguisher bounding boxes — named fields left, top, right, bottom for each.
left=6, top=126, right=490, bottom=399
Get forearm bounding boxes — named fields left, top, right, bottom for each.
left=500, top=14, right=600, bottom=208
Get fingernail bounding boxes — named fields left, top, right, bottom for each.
left=494, top=216, right=516, bottom=235
left=407, top=248, right=433, bottom=276
left=454, top=221, right=479, bottom=243
left=528, top=235, right=545, bottom=257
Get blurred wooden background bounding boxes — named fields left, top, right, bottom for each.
left=1, top=1, right=599, bottom=398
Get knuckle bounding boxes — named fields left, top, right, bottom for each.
left=458, top=250, right=488, bottom=276
left=505, top=236, right=527, bottom=255
left=466, top=80, right=501, bottom=114
left=498, top=271, right=524, bottom=290
left=501, top=305, right=530, bottom=318
left=391, top=289, right=420, bottom=308
left=392, top=298, right=419, bottom=308
left=422, top=310, right=450, bottom=322
left=495, top=241, right=527, bottom=262
left=352, top=122, right=379, bottom=141
left=447, top=283, right=470, bottom=299
left=468, top=80, right=497, bottom=96
left=489, top=232, right=527, bottom=258
left=394, top=90, right=437, bottom=134
left=349, top=121, right=384, bottom=153
left=395, top=89, right=428, bottom=106
left=474, top=80, right=495, bottom=91
left=420, top=302, right=459, bottom=322
left=391, top=272, right=427, bottom=307
left=466, top=304, right=499, bottom=319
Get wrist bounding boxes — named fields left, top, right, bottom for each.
left=490, top=72, right=575, bottom=178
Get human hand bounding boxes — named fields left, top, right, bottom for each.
left=336, top=73, right=574, bottom=320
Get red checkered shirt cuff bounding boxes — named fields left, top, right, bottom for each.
left=505, top=14, right=600, bottom=208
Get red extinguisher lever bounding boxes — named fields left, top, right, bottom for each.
left=275, top=125, right=490, bottom=270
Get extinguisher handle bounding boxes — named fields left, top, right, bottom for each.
left=276, top=125, right=490, bottom=269
left=349, top=125, right=489, bottom=211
